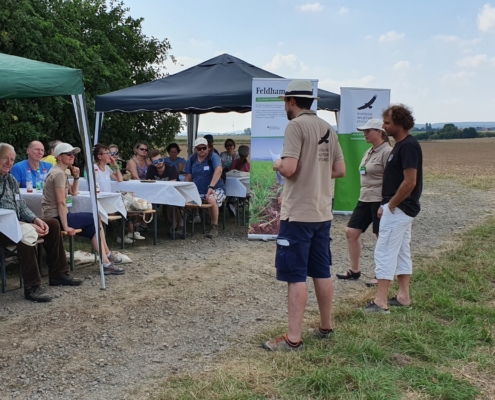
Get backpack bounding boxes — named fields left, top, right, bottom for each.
left=190, top=153, right=226, bottom=184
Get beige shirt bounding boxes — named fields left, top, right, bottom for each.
left=42, top=164, right=69, bottom=218
left=280, top=110, right=344, bottom=222
left=359, top=142, right=392, bottom=202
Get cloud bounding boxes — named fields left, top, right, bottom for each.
left=189, top=38, right=212, bottom=47
left=379, top=31, right=405, bottom=42
left=459, top=38, right=481, bottom=47
left=456, top=54, right=495, bottom=67
left=441, top=71, right=475, bottom=83
left=319, top=75, right=376, bottom=93
left=264, top=53, right=308, bottom=72
left=296, top=3, right=324, bottom=12
left=338, top=7, right=349, bottom=15
left=392, top=61, right=410, bottom=72
left=478, top=4, right=495, bottom=32
left=434, top=35, right=460, bottom=42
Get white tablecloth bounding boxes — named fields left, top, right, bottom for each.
left=0, top=209, right=22, bottom=243
left=19, top=189, right=126, bottom=224
left=225, top=176, right=250, bottom=197
left=110, top=181, right=201, bottom=207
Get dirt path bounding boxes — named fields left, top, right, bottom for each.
left=0, top=179, right=493, bottom=399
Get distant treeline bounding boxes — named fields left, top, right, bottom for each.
left=412, top=124, right=495, bottom=140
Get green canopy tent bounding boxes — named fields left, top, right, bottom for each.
left=0, top=53, right=107, bottom=289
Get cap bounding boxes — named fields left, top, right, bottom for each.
left=54, top=143, right=81, bottom=157
left=194, top=138, right=208, bottom=147
left=356, top=119, right=385, bottom=132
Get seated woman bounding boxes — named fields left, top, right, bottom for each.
left=147, top=149, right=183, bottom=234
left=164, top=143, right=187, bottom=178
left=108, top=144, right=127, bottom=176
left=94, top=143, right=122, bottom=192
left=42, top=143, right=125, bottom=275
left=229, top=145, right=250, bottom=172
left=219, top=138, right=239, bottom=170
left=126, top=141, right=150, bottom=180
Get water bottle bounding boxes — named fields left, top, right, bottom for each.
left=36, top=169, right=43, bottom=191
left=94, top=165, right=100, bottom=194
left=26, top=168, right=33, bottom=193
left=41, top=168, right=47, bottom=186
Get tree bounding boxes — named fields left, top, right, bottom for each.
left=243, top=128, right=251, bottom=136
left=0, top=0, right=183, bottom=163
left=462, top=127, right=478, bottom=139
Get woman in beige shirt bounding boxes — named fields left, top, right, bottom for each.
left=336, top=119, right=392, bottom=284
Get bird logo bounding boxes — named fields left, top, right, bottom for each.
left=357, top=95, right=377, bottom=110
left=318, top=129, right=330, bottom=145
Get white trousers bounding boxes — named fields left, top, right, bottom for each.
left=374, top=203, right=414, bottom=280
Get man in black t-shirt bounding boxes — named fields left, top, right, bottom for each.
left=365, top=104, right=423, bottom=314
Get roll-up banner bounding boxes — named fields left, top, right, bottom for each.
left=333, top=87, right=391, bottom=214
left=249, top=78, right=318, bottom=240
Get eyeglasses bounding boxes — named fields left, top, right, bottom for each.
left=152, top=157, right=164, bottom=165
left=196, top=146, right=207, bottom=151
left=61, top=152, right=75, bottom=157
left=110, top=151, right=119, bottom=156
left=139, top=148, right=148, bottom=152
left=226, top=144, right=234, bottom=147
left=99, top=152, right=110, bottom=156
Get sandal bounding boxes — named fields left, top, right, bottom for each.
left=388, top=296, right=411, bottom=308
left=365, top=277, right=378, bottom=287
left=336, top=269, right=361, bottom=280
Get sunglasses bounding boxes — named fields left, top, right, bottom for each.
left=196, top=146, right=207, bottom=151
left=139, top=148, right=148, bottom=152
left=226, top=144, right=234, bottom=147
left=152, top=157, right=164, bottom=165
left=61, top=152, right=75, bottom=156
left=110, top=151, right=119, bottom=156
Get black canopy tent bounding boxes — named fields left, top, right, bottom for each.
left=94, top=54, right=340, bottom=154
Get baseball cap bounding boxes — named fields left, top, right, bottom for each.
left=203, top=134, right=214, bottom=142
left=356, top=119, right=385, bottom=132
left=54, top=143, right=81, bottom=157
left=194, top=138, right=208, bottom=147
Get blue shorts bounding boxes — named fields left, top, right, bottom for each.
left=56, top=213, right=96, bottom=239
left=275, top=220, right=332, bottom=283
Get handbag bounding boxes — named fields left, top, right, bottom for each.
left=118, top=191, right=154, bottom=223
left=20, top=223, right=38, bottom=246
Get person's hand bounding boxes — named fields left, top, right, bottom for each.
left=388, top=204, right=395, bottom=214
left=207, top=187, right=214, bottom=198
left=70, top=165, right=80, bottom=179
left=378, top=206, right=384, bottom=218
left=273, top=159, right=282, bottom=171
left=32, top=218, right=49, bottom=237
left=63, top=227, right=77, bottom=236
left=109, top=156, right=118, bottom=167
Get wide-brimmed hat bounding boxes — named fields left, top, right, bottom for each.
left=54, top=143, right=81, bottom=157
left=238, top=145, right=249, bottom=157
left=278, top=80, right=320, bottom=100
left=357, top=119, right=385, bottom=132
left=194, top=138, right=208, bottom=147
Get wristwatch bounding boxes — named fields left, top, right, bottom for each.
left=208, top=185, right=215, bottom=189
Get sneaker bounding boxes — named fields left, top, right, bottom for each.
left=364, top=301, right=390, bottom=314
left=312, top=327, right=334, bottom=339
left=24, top=285, right=52, bottom=302
left=127, top=231, right=145, bottom=240
left=108, top=252, right=123, bottom=264
left=263, top=334, right=303, bottom=351
left=49, top=274, right=83, bottom=286
left=117, top=236, right=134, bottom=244
left=193, top=215, right=201, bottom=224
left=205, top=225, right=218, bottom=239
left=228, top=203, right=237, bottom=217
left=103, top=264, right=125, bottom=275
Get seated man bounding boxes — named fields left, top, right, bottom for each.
left=185, top=138, right=226, bottom=238
left=0, top=143, right=82, bottom=302
left=10, top=140, right=53, bottom=188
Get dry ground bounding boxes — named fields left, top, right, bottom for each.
left=0, top=138, right=494, bottom=399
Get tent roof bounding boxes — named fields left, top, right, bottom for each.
left=95, top=54, right=340, bottom=114
left=0, top=53, right=84, bottom=99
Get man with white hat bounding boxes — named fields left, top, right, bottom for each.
left=263, top=80, right=346, bottom=351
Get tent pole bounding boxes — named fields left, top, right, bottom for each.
left=94, top=112, right=104, bottom=145
left=186, top=113, right=199, bottom=157
left=72, top=95, right=106, bottom=289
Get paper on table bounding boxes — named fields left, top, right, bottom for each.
left=269, top=150, right=284, bottom=185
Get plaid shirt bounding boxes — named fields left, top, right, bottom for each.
left=0, top=173, right=37, bottom=223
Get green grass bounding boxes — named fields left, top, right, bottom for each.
left=156, top=219, right=495, bottom=399
left=249, top=160, right=280, bottom=225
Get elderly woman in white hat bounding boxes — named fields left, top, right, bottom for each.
left=336, top=119, right=391, bottom=285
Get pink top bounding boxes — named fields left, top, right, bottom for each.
left=229, top=159, right=250, bottom=172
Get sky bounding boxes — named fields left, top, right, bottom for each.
left=120, top=0, right=495, bottom=133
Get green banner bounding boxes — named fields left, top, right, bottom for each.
left=333, top=132, right=371, bottom=213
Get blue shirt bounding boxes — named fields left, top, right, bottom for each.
left=164, top=157, right=187, bottom=168
left=185, top=153, right=225, bottom=195
left=10, top=160, right=53, bottom=188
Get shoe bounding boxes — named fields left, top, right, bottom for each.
left=263, top=334, right=303, bottom=351
left=365, top=277, right=378, bottom=287
left=117, top=236, right=134, bottom=244
left=364, top=301, right=390, bottom=314
left=336, top=269, right=361, bottom=280
left=388, top=296, right=412, bottom=308
left=193, top=215, right=201, bottom=224
left=49, top=274, right=83, bottom=286
left=205, top=225, right=218, bottom=238
left=103, top=265, right=125, bottom=275
left=108, top=252, right=123, bottom=264
left=127, top=231, right=145, bottom=240
left=24, top=285, right=52, bottom=302
left=313, top=327, right=334, bottom=339
left=228, top=203, right=237, bottom=217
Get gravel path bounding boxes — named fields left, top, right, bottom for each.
left=0, top=179, right=493, bottom=399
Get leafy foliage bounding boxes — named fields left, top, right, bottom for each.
left=0, top=0, right=183, bottom=163
left=414, top=123, right=481, bottom=140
